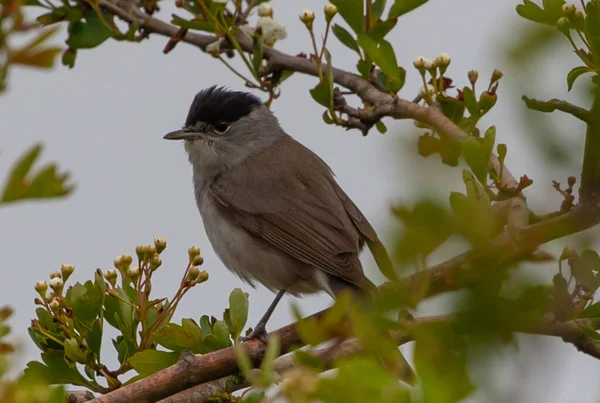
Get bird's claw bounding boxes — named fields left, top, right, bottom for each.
left=239, top=326, right=269, bottom=344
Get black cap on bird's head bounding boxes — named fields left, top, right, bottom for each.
left=163, top=86, right=263, bottom=140
left=186, top=86, right=262, bottom=126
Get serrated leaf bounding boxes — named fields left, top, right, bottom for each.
left=438, top=93, right=466, bottom=124
left=64, top=338, right=87, bottom=364
left=516, top=0, right=564, bottom=25
left=66, top=10, right=113, bottom=49
left=310, top=50, right=335, bottom=108
left=356, top=58, right=372, bottom=78
left=129, top=350, right=180, bottom=378
left=1, top=144, right=41, bottom=202
left=228, top=288, right=249, bottom=340
left=567, top=66, right=593, bottom=91
left=66, top=280, right=104, bottom=333
left=329, top=0, right=365, bottom=34
left=112, top=335, right=136, bottom=364
left=203, top=320, right=232, bottom=351
left=461, top=127, right=495, bottom=184
left=24, top=351, right=94, bottom=388
left=332, top=24, right=361, bottom=55
left=153, top=321, right=205, bottom=353
left=388, top=0, right=428, bottom=19
left=462, top=87, right=479, bottom=119
left=86, top=319, right=103, bottom=358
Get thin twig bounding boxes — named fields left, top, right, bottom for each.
left=522, top=95, right=590, bottom=122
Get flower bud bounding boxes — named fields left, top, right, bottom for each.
left=258, top=2, right=273, bottom=17
left=560, top=246, right=578, bottom=261
left=568, top=176, right=577, bottom=187
left=420, top=84, right=435, bottom=96
left=121, top=254, right=133, bottom=267
left=104, top=269, right=118, bottom=287
left=126, top=266, right=140, bottom=279
left=436, top=53, right=451, bottom=67
left=151, top=255, right=162, bottom=271
left=188, top=246, right=201, bottom=260
left=61, top=264, right=74, bottom=281
left=423, top=58, right=436, bottom=70
left=135, top=245, right=145, bottom=260
left=490, top=69, right=503, bottom=83
left=496, top=143, right=507, bottom=162
left=324, top=3, right=338, bottom=22
left=49, top=299, right=61, bottom=312
left=49, top=271, right=61, bottom=280
left=557, top=16, right=570, bottom=31
left=413, top=56, right=427, bottom=70
left=192, top=255, right=204, bottom=266
left=49, top=277, right=64, bottom=291
left=300, top=9, right=315, bottom=29
left=573, top=10, right=584, bottom=21
left=562, top=3, right=576, bottom=14
left=34, top=281, right=48, bottom=297
left=197, top=270, right=209, bottom=283
left=154, top=237, right=167, bottom=254
left=188, top=266, right=200, bottom=281
left=468, top=69, right=479, bottom=86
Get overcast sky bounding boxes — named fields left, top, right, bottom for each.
left=2, top=0, right=600, bottom=401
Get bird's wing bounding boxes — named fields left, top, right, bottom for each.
left=207, top=136, right=374, bottom=289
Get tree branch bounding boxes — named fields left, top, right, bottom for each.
left=97, top=0, right=520, bottom=191
left=522, top=95, right=590, bottom=122
left=89, top=313, right=600, bottom=403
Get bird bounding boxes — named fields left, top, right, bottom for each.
left=163, top=85, right=395, bottom=342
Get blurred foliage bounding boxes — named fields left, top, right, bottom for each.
left=1, top=143, right=73, bottom=205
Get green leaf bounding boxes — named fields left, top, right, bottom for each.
left=516, top=0, right=565, bottom=25
left=367, top=19, right=397, bottom=42
left=66, top=10, right=113, bottom=49
left=64, top=338, right=87, bottom=364
left=388, top=0, right=428, bottom=19
left=203, top=320, right=232, bottom=351
left=86, top=319, right=103, bottom=358
left=356, top=58, right=372, bottom=78
left=438, top=93, right=466, bottom=124
left=413, top=322, right=474, bottom=403
left=112, top=335, right=136, bottom=365
left=461, top=127, right=496, bottom=185
left=580, top=301, right=600, bottom=318
left=577, top=323, right=600, bottom=340
left=25, top=351, right=94, bottom=388
left=329, top=0, right=365, bottom=34
left=252, top=35, right=264, bottom=75
left=462, top=87, right=479, bottom=119
left=104, top=288, right=134, bottom=338
left=129, top=350, right=180, bottom=378
left=1, top=143, right=73, bottom=204
left=357, top=36, right=403, bottom=91
left=371, top=0, right=387, bottom=22
left=586, top=1, right=600, bottom=55
left=66, top=280, right=104, bottom=334
left=310, top=50, right=335, bottom=108
left=567, top=66, right=593, bottom=91
left=315, top=356, right=410, bottom=403
left=322, top=110, right=335, bottom=125
left=228, top=288, right=249, bottom=340
left=375, top=120, right=387, bottom=133
left=171, top=15, right=215, bottom=32
left=154, top=321, right=205, bottom=353
left=332, top=24, right=361, bottom=55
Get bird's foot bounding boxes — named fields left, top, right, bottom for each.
left=239, top=325, right=269, bottom=344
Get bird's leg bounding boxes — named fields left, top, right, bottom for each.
left=239, top=289, right=286, bottom=343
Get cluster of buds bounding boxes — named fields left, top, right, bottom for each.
left=34, top=264, right=74, bottom=312
left=557, top=3, right=584, bottom=32
left=299, top=4, right=338, bottom=28
left=413, top=53, right=452, bottom=75
left=185, top=246, right=208, bottom=286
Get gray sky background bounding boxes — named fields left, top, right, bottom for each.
left=2, top=0, right=600, bottom=401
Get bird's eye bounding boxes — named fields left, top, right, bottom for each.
left=211, top=123, right=230, bottom=134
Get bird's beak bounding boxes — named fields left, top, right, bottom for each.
left=163, top=128, right=202, bottom=140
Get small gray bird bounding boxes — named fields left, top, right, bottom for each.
left=164, top=86, right=393, bottom=341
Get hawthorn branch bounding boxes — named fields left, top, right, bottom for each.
left=97, top=0, right=519, bottom=191
left=90, top=314, right=600, bottom=403
left=522, top=95, right=590, bottom=122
